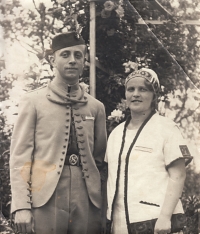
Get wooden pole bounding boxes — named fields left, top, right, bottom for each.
left=89, top=1, right=96, bottom=97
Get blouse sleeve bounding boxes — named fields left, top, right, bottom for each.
left=164, top=125, right=193, bottom=169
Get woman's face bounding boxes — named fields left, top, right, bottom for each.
left=125, top=77, right=154, bottom=114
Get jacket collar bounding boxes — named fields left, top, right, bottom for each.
left=51, top=79, right=79, bottom=94
left=46, top=80, right=88, bottom=105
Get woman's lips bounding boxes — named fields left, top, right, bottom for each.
left=132, top=100, right=142, bottom=102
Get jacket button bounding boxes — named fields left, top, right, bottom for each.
left=57, top=171, right=61, bottom=174
left=63, top=146, right=66, bottom=148
left=60, top=158, right=64, bottom=161
left=82, top=161, right=87, bottom=164
left=75, top=120, right=81, bottom=123
left=66, top=119, right=69, bottom=122
left=77, top=126, right=83, bottom=129
left=62, top=152, right=65, bottom=154
left=59, top=165, right=62, bottom=168
left=79, top=140, right=85, bottom=143
left=66, top=106, right=70, bottom=109
left=66, top=125, right=69, bottom=128
left=86, top=175, right=89, bottom=178
left=65, top=132, right=68, bottom=135
left=65, top=139, right=68, bottom=141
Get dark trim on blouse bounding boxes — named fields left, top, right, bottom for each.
left=109, top=110, right=156, bottom=234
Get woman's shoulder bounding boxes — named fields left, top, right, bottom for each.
left=153, top=112, right=177, bottom=128
left=108, top=121, right=126, bottom=139
left=112, top=121, right=126, bottom=132
left=151, top=113, right=181, bottom=139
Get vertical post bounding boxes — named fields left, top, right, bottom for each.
left=89, top=1, right=96, bottom=97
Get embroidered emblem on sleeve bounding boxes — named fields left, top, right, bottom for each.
left=179, top=145, right=191, bottom=157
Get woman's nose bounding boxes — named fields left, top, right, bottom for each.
left=133, top=89, right=140, bottom=97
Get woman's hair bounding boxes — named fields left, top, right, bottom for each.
left=144, top=79, right=158, bottom=110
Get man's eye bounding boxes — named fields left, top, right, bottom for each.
left=140, top=88, right=147, bottom=91
left=75, top=53, right=82, bottom=58
left=62, top=53, right=69, bottom=57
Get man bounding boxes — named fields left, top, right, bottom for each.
left=10, top=32, right=107, bottom=234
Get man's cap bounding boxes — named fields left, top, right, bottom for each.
left=125, top=68, right=160, bottom=94
left=51, top=32, right=85, bottom=53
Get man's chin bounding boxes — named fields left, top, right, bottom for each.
left=64, top=75, right=79, bottom=83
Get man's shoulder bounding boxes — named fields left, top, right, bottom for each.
left=84, top=92, right=104, bottom=107
left=19, top=85, right=48, bottom=106
left=24, top=85, right=47, bottom=99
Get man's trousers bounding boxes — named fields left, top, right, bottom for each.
left=32, top=165, right=101, bottom=234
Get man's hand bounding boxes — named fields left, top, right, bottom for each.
left=14, top=210, right=34, bottom=233
left=154, top=214, right=171, bottom=234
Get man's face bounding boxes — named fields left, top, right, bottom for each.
left=51, top=44, right=86, bottom=84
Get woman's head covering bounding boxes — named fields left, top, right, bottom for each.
left=125, top=68, right=160, bottom=95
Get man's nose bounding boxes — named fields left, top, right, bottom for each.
left=69, top=54, right=76, bottom=65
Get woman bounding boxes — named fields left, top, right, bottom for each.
left=105, top=68, right=193, bottom=234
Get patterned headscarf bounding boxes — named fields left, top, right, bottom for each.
left=125, top=68, right=160, bottom=95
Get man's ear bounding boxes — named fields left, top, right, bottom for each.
left=50, top=55, right=56, bottom=68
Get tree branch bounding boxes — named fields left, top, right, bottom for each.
left=32, top=0, right=40, bottom=14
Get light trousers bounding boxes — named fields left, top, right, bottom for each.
left=32, top=165, right=101, bottom=234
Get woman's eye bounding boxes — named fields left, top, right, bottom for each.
left=140, top=87, right=147, bottom=91
left=127, top=88, right=134, bottom=92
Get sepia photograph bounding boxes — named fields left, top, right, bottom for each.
left=0, top=0, right=200, bottom=233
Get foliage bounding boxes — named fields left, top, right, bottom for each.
left=0, top=210, right=14, bottom=233
left=0, top=71, right=14, bottom=218
left=181, top=166, right=200, bottom=233
left=0, top=67, right=44, bottom=217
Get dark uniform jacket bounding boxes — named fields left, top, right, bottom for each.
left=10, top=81, right=107, bottom=213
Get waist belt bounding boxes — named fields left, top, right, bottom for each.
left=65, top=154, right=81, bottom=166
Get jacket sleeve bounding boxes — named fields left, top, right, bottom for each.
left=93, top=102, right=107, bottom=170
left=10, top=94, right=36, bottom=213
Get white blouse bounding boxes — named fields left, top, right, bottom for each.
left=105, top=113, right=192, bottom=226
